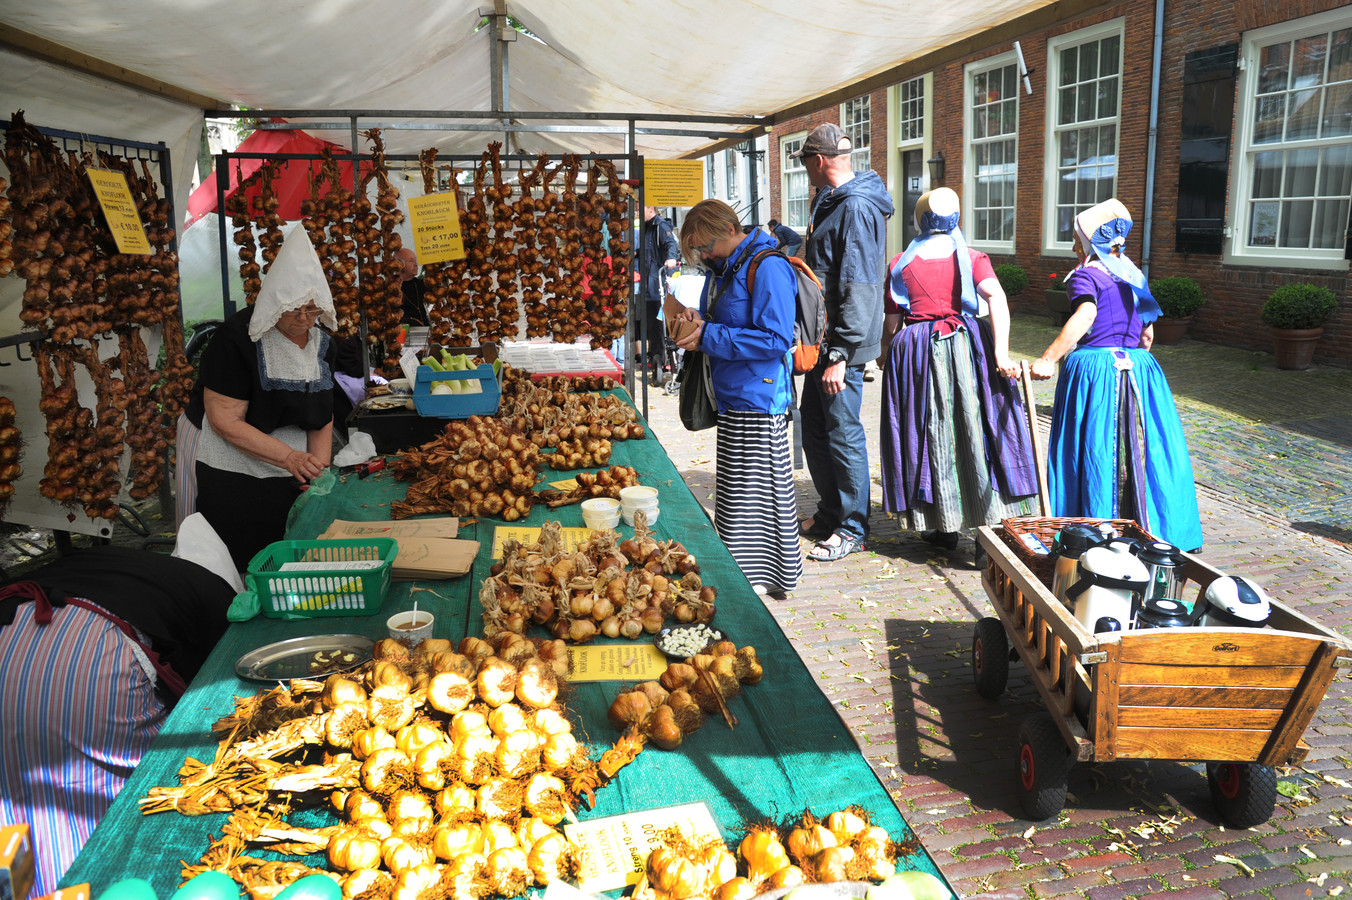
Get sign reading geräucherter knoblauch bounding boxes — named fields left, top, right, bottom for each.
left=565, top=802, right=724, bottom=892
left=643, top=160, right=704, bottom=208
left=407, top=193, right=466, bottom=264
left=86, top=169, right=152, bottom=255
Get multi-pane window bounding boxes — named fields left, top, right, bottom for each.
left=843, top=96, right=871, bottom=171
left=899, top=77, right=925, bottom=142
left=782, top=137, right=810, bottom=228
left=1241, top=19, right=1352, bottom=254
left=1050, top=30, right=1122, bottom=245
left=706, top=157, right=716, bottom=200
left=725, top=151, right=740, bottom=203
left=968, top=61, right=1019, bottom=245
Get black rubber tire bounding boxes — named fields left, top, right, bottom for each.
left=1207, top=762, right=1278, bottom=828
left=1016, top=713, right=1073, bottom=820
left=972, top=617, right=1009, bottom=700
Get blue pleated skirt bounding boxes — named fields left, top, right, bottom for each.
left=1047, top=346, right=1203, bottom=551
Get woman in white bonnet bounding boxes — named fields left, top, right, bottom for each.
left=1030, top=198, right=1202, bottom=552
left=879, top=187, right=1039, bottom=561
left=190, top=226, right=340, bottom=569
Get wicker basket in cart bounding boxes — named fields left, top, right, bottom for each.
left=997, top=516, right=1160, bottom=587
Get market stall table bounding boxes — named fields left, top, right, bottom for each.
left=63, top=389, right=951, bottom=895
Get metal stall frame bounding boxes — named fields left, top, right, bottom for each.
left=205, top=108, right=768, bottom=409
left=0, top=119, right=180, bottom=541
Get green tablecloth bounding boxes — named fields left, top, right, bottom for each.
left=63, top=391, right=948, bottom=894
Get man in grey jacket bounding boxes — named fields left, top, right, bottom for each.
left=795, top=123, right=894, bottom=561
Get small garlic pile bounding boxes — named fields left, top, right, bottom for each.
left=636, top=808, right=916, bottom=900
left=608, top=641, right=763, bottom=751
left=480, top=520, right=716, bottom=643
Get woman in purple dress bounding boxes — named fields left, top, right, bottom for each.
left=1030, top=199, right=1203, bottom=551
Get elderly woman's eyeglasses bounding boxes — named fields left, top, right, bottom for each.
left=280, top=304, right=323, bottom=320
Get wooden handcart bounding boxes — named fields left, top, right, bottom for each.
left=973, top=520, right=1352, bottom=826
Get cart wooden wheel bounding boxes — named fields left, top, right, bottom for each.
left=1207, top=762, right=1277, bottom=829
left=1017, top=713, right=1073, bottom=820
left=972, top=616, right=1009, bottom=699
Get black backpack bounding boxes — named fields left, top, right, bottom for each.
left=745, top=249, right=828, bottom=374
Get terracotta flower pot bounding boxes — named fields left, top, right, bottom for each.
left=1153, top=316, right=1193, bottom=345
left=1045, top=289, right=1070, bottom=326
left=1271, top=327, right=1323, bottom=371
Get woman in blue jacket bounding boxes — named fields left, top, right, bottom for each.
left=672, top=199, right=803, bottom=597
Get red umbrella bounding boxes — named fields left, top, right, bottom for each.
left=186, top=124, right=372, bottom=225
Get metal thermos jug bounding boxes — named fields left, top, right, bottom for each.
left=1137, top=541, right=1184, bottom=602
left=1135, top=596, right=1195, bottom=629
left=1200, top=576, right=1272, bottom=628
left=1066, top=541, right=1149, bottom=634
left=1052, top=523, right=1106, bottom=607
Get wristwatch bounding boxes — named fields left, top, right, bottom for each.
left=826, top=348, right=847, bottom=367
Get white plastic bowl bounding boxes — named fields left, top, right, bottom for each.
left=618, top=485, right=658, bottom=507
left=621, top=506, right=660, bottom=527
left=581, top=498, right=622, bottom=530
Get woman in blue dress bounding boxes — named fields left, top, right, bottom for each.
left=1030, top=199, right=1203, bottom=551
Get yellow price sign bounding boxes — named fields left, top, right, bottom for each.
left=406, top=193, right=466, bottom=264
left=643, top=160, right=705, bottom=208
left=565, top=803, right=723, bottom=892
left=86, top=168, right=151, bottom=255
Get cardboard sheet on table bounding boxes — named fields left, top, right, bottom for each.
left=491, top=525, right=592, bottom=559
left=565, top=802, right=722, bottom=892
left=321, top=517, right=460, bottom=539
left=566, top=643, right=668, bottom=681
left=387, top=537, right=480, bottom=580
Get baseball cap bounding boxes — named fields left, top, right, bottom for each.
left=790, top=123, right=852, bottom=159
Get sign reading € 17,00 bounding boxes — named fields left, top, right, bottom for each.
left=406, top=194, right=466, bottom=264
left=86, top=168, right=152, bottom=255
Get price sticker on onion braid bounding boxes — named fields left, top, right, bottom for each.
left=407, top=192, right=465, bottom=264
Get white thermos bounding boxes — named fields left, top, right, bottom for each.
left=1065, top=540, right=1150, bottom=633
left=1052, top=523, right=1108, bottom=606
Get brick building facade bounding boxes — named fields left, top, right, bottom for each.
left=766, top=0, right=1351, bottom=367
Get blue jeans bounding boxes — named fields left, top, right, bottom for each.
left=800, top=364, right=869, bottom=541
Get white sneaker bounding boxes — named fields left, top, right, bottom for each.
left=863, top=360, right=880, bottom=382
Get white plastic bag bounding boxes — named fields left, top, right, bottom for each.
left=172, top=513, right=245, bottom=593
left=333, top=430, right=377, bottom=467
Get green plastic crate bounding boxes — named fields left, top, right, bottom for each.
left=246, top=538, right=398, bottom=618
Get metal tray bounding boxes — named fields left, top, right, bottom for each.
left=654, top=624, right=726, bottom=660
left=234, top=633, right=374, bottom=682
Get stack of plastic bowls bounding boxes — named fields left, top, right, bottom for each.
left=619, top=485, right=660, bottom=526
left=581, top=497, right=621, bottom=530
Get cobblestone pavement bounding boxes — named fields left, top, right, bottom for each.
left=641, top=316, right=1352, bottom=899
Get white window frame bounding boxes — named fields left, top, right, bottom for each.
left=706, top=156, right=716, bottom=200
left=963, top=51, right=1020, bottom=254
left=1226, top=7, right=1352, bottom=270
left=898, top=76, right=926, bottom=145
left=780, top=131, right=811, bottom=230
left=725, top=150, right=740, bottom=204
left=1042, top=19, right=1125, bottom=255
left=842, top=96, right=871, bottom=172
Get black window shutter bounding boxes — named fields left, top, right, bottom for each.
left=1176, top=44, right=1238, bottom=254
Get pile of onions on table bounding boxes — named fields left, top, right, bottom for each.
left=633, top=807, right=930, bottom=900
left=151, top=633, right=653, bottom=899
left=481, top=517, right=716, bottom=644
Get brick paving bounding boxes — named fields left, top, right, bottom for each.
left=643, top=316, right=1352, bottom=899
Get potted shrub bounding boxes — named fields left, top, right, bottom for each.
left=1149, top=276, right=1206, bottom=344
left=994, top=263, right=1029, bottom=299
left=1045, top=272, right=1071, bottom=326
left=1260, top=283, right=1337, bottom=370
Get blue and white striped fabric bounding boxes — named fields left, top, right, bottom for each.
left=714, top=410, right=803, bottom=594
left=0, top=601, right=166, bottom=895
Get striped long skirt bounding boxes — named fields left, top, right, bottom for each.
left=902, top=329, right=1036, bottom=533
left=714, top=410, right=803, bottom=593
